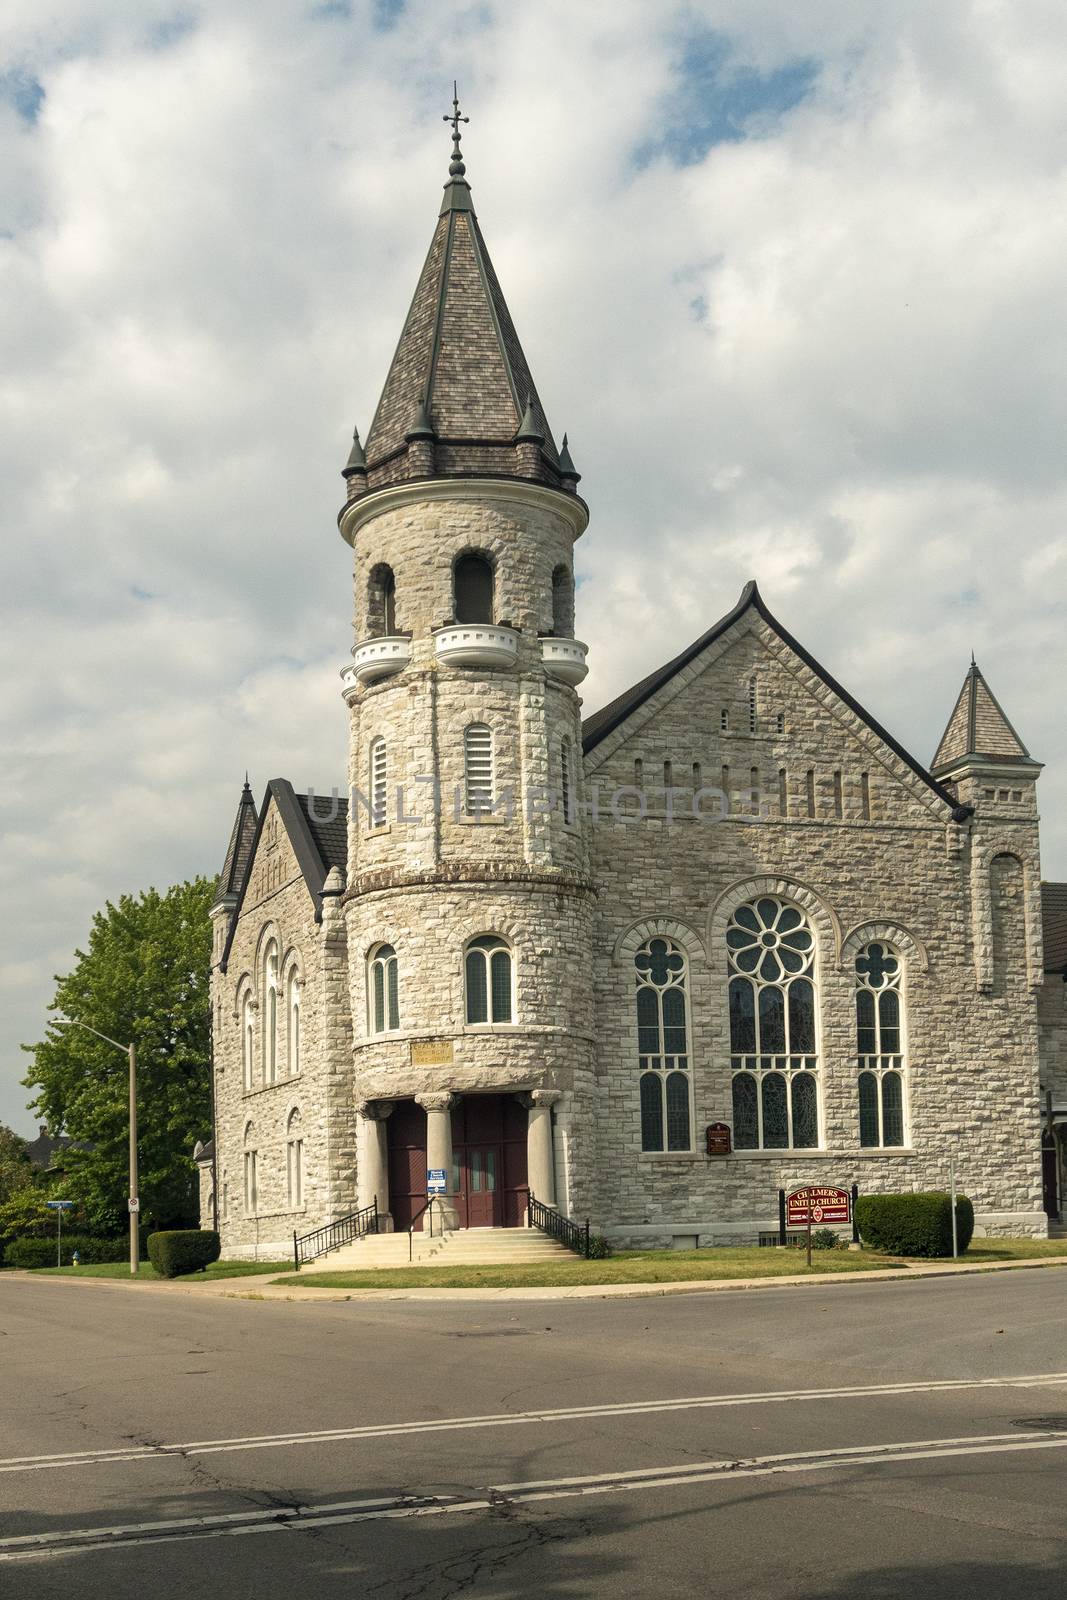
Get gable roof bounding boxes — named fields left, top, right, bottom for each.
left=1042, top=882, right=1067, bottom=975
left=219, top=780, right=348, bottom=972
left=932, top=660, right=1032, bottom=772
left=581, top=580, right=963, bottom=816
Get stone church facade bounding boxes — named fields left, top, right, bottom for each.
left=198, top=124, right=1067, bottom=1257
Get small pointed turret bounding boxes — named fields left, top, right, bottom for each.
left=514, top=397, right=545, bottom=445
left=558, top=433, right=581, bottom=485
left=932, top=659, right=1033, bottom=774
left=212, top=778, right=258, bottom=912
left=405, top=398, right=436, bottom=441
left=342, top=425, right=367, bottom=480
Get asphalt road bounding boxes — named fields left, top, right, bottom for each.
left=2, top=1272, right=1066, bottom=1598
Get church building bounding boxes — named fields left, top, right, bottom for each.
left=198, top=111, right=1067, bottom=1258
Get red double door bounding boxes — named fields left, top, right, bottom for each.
left=387, top=1094, right=528, bottom=1231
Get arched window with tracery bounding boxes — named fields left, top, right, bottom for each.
left=286, top=1109, right=304, bottom=1209
left=465, top=935, right=513, bottom=1024
left=368, top=943, right=399, bottom=1034
left=243, top=1122, right=258, bottom=1215
left=241, top=989, right=254, bottom=1092
left=728, top=898, right=818, bottom=1149
left=635, top=938, right=692, bottom=1151
left=262, top=941, right=279, bottom=1085
left=454, top=552, right=494, bottom=624
left=856, top=943, right=905, bottom=1147
left=286, top=967, right=301, bottom=1076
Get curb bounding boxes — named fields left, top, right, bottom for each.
left=8, top=1254, right=1067, bottom=1305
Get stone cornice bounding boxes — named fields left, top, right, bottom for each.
left=338, top=476, right=589, bottom=547
left=341, top=862, right=598, bottom=905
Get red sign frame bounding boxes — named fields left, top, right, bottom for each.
left=786, top=1186, right=851, bottom=1227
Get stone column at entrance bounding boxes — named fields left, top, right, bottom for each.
left=416, top=1092, right=459, bottom=1230
left=525, top=1090, right=561, bottom=1210
left=356, top=1100, right=393, bottom=1228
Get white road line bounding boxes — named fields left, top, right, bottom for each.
left=5, top=1429, right=1067, bottom=1561
left=3, top=1370, right=1066, bottom=1475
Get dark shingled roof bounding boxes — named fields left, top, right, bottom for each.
left=1042, top=882, right=1067, bottom=974
left=24, top=1126, right=87, bottom=1170
left=213, top=779, right=258, bottom=908
left=219, top=782, right=347, bottom=972
left=581, top=580, right=961, bottom=815
left=348, top=132, right=578, bottom=500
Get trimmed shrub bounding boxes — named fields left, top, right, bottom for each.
left=5, top=1233, right=126, bottom=1269
left=585, top=1234, right=612, bottom=1259
left=855, top=1193, right=974, bottom=1258
left=147, top=1230, right=221, bottom=1278
left=811, top=1228, right=840, bottom=1251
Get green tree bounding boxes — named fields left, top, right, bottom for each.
left=0, top=1124, right=36, bottom=1206
left=23, top=878, right=215, bottom=1235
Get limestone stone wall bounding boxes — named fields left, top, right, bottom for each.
left=585, top=613, right=1046, bottom=1243
left=206, top=798, right=353, bottom=1258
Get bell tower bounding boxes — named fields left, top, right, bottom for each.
left=337, top=97, right=596, bottom=1230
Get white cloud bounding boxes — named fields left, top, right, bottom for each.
left=3, top=0, right=1067, bottom=1130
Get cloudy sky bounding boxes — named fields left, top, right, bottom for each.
left=3, top=0, right=1067, bottom=1134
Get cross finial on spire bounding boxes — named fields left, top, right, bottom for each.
left=443, top=81, right=469, bottom=178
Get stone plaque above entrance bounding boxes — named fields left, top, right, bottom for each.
left=410, top=1040, right=455, bottom=1067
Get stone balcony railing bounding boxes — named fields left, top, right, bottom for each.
left=433, top=623, right=519, bottom=670
left=349, top=635, right=413, bottom=687
left=540, top=636, right=589, bottom=685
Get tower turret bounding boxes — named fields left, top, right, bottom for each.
left=337, top=100, right=595, bottom=1234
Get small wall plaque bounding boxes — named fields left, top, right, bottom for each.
left=410, top=1040, right=455, bottom=1068
left=705, top=1122, right=732, bottom=1157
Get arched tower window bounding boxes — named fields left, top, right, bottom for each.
left=241, top=989, right=254, bottom=1092
left=367, top=564, right=397, bottom=637
left=286, top=968, right=301, bottom=1077
left=635, top=938, right=692, bottom=1152
left=262, top=942, right=279, bottom=1086
left=454, top=553, right=494, bottom=624
left=243, top=1121, right=258, bottom=1215
left=369, top=737, right=387, bottom=828
left=551, top=564, right=574, bottom=637
left=465, top=935, right=513, bottom=1024
left=368, top=944, right=399, bottom=1034
left=856, top=943, right=905, bottom=1148
left=463, top=723, right=494, bottom=814
left=286, top=1109, right=304, bottom=1208
left=728, top=898, right=819, bottom=1150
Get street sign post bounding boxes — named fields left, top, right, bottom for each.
left=46, top=1199, right=74, bottom=1267
left=785, top=1186, right=852, bottom=1267
left=426, top=1169, right=447, bottom=1194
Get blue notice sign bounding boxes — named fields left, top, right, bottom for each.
left=46, top=1200, right=74, bottom=1210
left=426, top=1169, right=447, bottom=1193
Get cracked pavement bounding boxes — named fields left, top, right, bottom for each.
left=2, top=1271, right=1067, bottom=1598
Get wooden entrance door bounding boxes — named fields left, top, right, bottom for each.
left=451, top=1095, right=528, bottom=1228
left=1042, top=1133, right=1059, bottom=1219
left=387, top=1100, right=426, bottom=1231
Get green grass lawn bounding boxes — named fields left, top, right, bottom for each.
left=272, top=1237, right=1067, bottom=1291
left=23, top=1260, right=292, bottom=1281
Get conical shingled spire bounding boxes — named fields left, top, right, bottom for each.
left=349, top=104, right=575, bottom=501
left=213, top=778, right=258, bottom=909
left=342, top=426, right=366, bottom=480
left=931, top=660, right=1032, bottom=773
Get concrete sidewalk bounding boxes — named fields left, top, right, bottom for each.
left=9, top=1253, right=1067, bottom=1303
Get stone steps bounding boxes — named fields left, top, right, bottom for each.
left=302, top=1227, right=574, bottom=1273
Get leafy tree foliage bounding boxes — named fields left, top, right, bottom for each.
left=0, top=1124, right=36, bottom=1207
left=23, top=879, right=214, bottom=1235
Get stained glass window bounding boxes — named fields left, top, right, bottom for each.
left=368, top=944, right=400, bottom=1034
left=635, top=938, right=692, bottom=1151
left=727, top=897, right=819, bottom=1149
left=855, top=943, right=906, bottom=1147
left=466, top=936, right=513, bottom=1024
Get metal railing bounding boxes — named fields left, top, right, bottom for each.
left=528, top=1193, right=591, bottom=1258
left=407, top=1195, right=447, bottom=1261
left=293, top=1199, right=378, bottom=1270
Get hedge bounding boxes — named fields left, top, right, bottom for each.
left=147, top=1230, right=221, bottom=1278
left=855, top=1192, right=974, bottom=1258
left=5, top=1234, right=128, bottom=1269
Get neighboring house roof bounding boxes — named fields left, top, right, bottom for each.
left=24, top=1126, right=85, bottom=1171
left=1042, top=882, right=1067, bottom=975
left=932, top=660, right=1032, bottom=772
left=192, top=1137, right=214, bottom=1167
left=347, top=124, right=578, bottom=499
left=212, top=778, right=259, bottom=909
left=581, top=580, right=962, bottom=816
left=219, top=781, right=348, bottom=972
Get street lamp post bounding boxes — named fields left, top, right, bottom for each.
left=54, top=1020, right=139, bottom=1275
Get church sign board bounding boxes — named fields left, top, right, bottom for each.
left=786, top=1186, right=851, bottom=1227
left=705, top=1122, right=732, bottom=1157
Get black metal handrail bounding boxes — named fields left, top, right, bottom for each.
left=528, top=1193, right=591, bottom=1258
left=407, top=1195, right=446, bottom=1261
left=293, top=1198, right=378, bottom=1270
